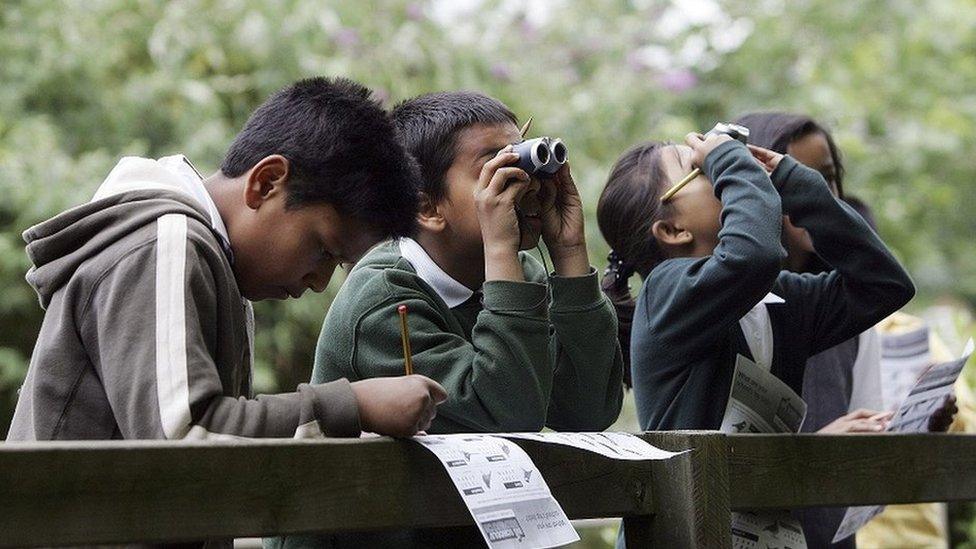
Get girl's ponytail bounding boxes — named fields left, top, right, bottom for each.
left=597, top=141, right=675, bottom=388
left=601, top=251, right=638, bottom=387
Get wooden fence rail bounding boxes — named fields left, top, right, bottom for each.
left=1, top=432, right=975, bottom=547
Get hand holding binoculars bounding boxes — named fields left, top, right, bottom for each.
left=659, top=122, right=751, bottom=203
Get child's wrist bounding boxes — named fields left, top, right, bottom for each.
left=549, top=242, right=590, bottom=277
left=484, top=245, right=525, bottom=282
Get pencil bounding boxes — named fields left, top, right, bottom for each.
left=660, top=167, right=700, bottom=203
left=519, top=116, right=533, bottom=138
left=397, top=304, right=414, bottom=375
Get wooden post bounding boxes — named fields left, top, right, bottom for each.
left=625, top=432, right=731, bottom=548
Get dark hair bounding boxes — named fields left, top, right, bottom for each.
left=733, top=112, right=845, bottom=197
left=391, top=91, right=517, bottom=204
left=597, top=141, right=676, bottom=386
left=221, top=76, right=421, bottom=238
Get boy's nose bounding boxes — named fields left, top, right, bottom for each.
left=304, top=265, right=336, bottom=293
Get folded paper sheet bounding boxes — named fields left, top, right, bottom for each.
left=722, top=354, right=809, bottom=549
left=414, top=434, right=580, bottom=548
left=499, top=431, right=683, bottom=461
left=413, top=431, right=683, bottom=548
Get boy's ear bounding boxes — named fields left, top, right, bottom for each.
left=651, top=219, right=693, bottom=248
left=244, top=155, right=290, bottom=210
left=416, top=193, right=446, bottom=232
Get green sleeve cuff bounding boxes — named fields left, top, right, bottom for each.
left=549, top=267, right=605, bottom=311
left=482, top=279, right=548, bottom=316
left=770, top=155, right=800, bottom=192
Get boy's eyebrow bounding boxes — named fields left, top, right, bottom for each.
left=472, top=145, right=506, bottom=166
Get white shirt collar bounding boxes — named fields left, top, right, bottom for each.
left=738, top=292, right=785, bottom=371
left=398, top=237, right=474, bottom=308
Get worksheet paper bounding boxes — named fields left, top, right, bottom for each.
left=879, top=325, right=933, bottom=411
left=722, top=354, right=809, bottom=549
left=413, top=434, right=580, bottom=548
left=720, top=354, right=807, bottom=434
left=887, top=338, right=974, bottom=432
left=731, top=511, right=807, bottom=549
left=832, top=339, right=974, bottom=543
left=500, top=432, right=683, bottom=461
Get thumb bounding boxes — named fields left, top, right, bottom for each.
left=419, top=376, right=448, bottom=403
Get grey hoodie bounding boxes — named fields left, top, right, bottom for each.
left=8, top=156, right=360, bottom=441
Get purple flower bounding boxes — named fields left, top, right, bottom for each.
left=626, top=50, right=649, bottom=72
left=334, top=28, right=360, bottom=49
left=658, top=68, right=698, bottom=93
left=490, top=63, right=512, bottom=82
left=406, top=3, right=425, bottom=21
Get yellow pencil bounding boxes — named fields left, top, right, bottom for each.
left=397, top=304, right=414, bottom=375
left=660, top=168, right=701, bottom=203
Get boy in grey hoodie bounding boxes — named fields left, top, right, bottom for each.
left=8, top=77, right=446, bottom=442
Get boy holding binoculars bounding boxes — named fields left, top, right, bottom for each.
left=309, top=91, right=623, bottom=434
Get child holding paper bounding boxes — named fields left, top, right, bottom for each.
left=734, top=112, right=959, bottom=548
left=596, top=131, right=915, bottom=432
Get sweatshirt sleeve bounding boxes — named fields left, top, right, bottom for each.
left=80, top=219, right=361, bottom=439
left=545, top=268, right=625, bottom=431
left=639, top=141, right=786, bottom=362
left=772, top=157, right=916, bottom=356
left=350, top=280, right=553, bottom=432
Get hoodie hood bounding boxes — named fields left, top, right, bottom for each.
left=24, top=157, right=221, bottom=309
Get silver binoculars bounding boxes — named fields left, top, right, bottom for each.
left=707, top=122, right=750, bottom=144
left=513, top=137, right=567, bottom=177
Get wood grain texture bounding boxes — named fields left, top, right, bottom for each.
left=728, top=433, right=976, bottom=510
left=4, top=433, right=975, bottom=547
left=0, top=436, right=658, bottom=547
left=636, top=431, right=731, bottom=548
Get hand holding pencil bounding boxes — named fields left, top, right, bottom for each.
left=348, top=375, right=447, bottom=437
left=343, top=304, right=447, bottom=437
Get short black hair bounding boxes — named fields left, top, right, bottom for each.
left=733, top=111, right=846, bottom=197
left=221, top=76, right=421, bottom=238
left=391, top=91, right=517, bottom=203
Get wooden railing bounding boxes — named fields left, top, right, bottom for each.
left=2, top=432, right=975, bottom=547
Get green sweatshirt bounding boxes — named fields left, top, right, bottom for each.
left=312, top=239, right=624, bottom=433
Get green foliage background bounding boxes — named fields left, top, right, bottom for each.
left=1, top=0, right=975, bottom=544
